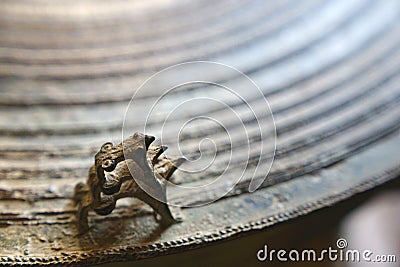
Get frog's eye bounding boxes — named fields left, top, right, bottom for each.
left=102, top=158, right=116, bottom=172
left=101, top=142, right=113, bottom=153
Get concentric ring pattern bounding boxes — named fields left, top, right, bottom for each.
left=0, top=0, right=399, bottom=265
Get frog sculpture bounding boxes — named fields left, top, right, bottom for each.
left=73, top=132, right=185, bottom=233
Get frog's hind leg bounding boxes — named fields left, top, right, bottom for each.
left=135, top=190, right=177, bottom=225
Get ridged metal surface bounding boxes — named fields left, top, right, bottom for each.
left=0, top=0, right=399, bottom=265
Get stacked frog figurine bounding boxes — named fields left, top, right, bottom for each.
left=73, top=132, right=185, bottom=233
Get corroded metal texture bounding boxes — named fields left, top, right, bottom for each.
left=74, top=132, right=183, bottom=233
left=1, top=0, right=400, bottom=266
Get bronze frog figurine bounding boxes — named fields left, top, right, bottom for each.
left=73, top=132, right=185, bottom=233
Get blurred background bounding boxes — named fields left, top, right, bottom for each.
left=0, top=0, right=399, bottom=266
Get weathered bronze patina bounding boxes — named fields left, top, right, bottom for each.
left=74, top=133, right=185, bottom=232
left=1, top=0, right=400, bottom=265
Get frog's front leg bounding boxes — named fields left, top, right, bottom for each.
left=73, top=182, right=92, bottom=233
left=76, top=193, right=92, bottom=233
